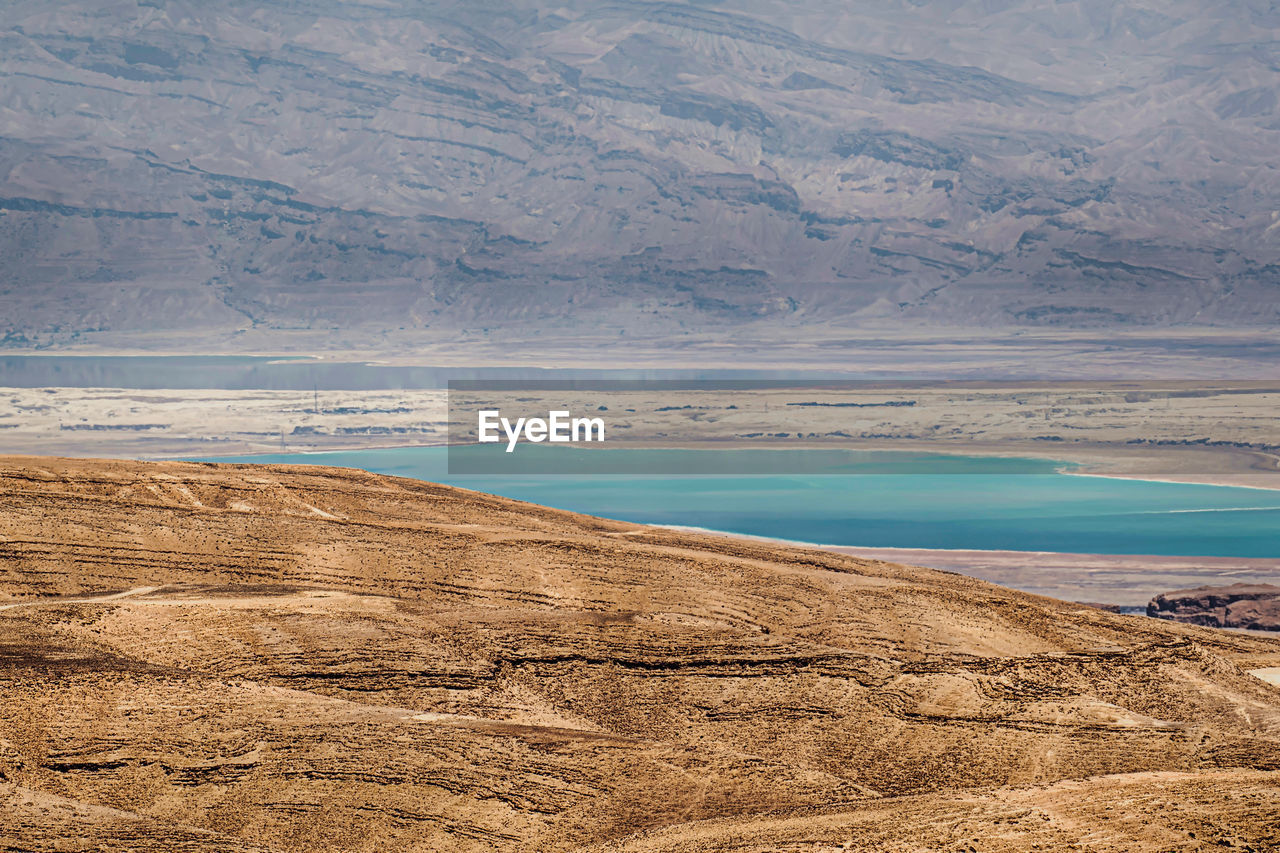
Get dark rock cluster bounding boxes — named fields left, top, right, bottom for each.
left=1149, top=584, right=1280, bottom=632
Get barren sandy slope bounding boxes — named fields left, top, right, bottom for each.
left=1, top=457, right=1278, bottom=851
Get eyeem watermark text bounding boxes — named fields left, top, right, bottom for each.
left=478, top=410, right=606, bottom=452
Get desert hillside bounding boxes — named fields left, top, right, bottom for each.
left=1, top=457, right=1279, bottom=851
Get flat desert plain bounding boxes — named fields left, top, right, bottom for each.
left=2, top=383, right=1278, bottom=490
left=1, top=457, right=1279, bottom=851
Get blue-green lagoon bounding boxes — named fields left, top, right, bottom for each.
left=202, top=447, right=1280, bottom=559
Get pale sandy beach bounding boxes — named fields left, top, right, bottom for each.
left=659, top=525, right=1279, bottom=608
left=822, top=546, right=1280, bottom=608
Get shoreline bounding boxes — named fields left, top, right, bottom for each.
left=2, top=451, right=1275, bottom=610
left=656, top=524, right=1280, bottom=608
left=4, top=379, right=1277, bottom=492
left=164, top=438, right=1280, bottom=492
left=5, top=331, right=1280, bottom=374
left=1062, top=468, right=1280, bottom=492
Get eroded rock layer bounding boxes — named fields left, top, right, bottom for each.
left=1150, top=583, right=1280, bottom=632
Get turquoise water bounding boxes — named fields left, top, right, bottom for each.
left=204, top=447, right=1280, bottom=558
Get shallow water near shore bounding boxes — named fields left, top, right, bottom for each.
left=205, top=446, right=1280, bottom=560
left=0, top=355, right=866, bottom=390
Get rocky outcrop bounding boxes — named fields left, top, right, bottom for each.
left=1149, top=584, right=1280, bottom=632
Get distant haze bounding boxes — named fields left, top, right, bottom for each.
left=1, top=0, right=1278, bottom=349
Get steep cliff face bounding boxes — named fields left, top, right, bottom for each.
left=1150, top=584, right=1280, bottom=632
left=2, top=0, right=1278, bottom=345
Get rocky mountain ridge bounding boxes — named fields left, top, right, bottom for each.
left=1, top=1, right=1278, bottom=346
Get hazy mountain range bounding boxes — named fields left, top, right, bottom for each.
left=2, top=0, right=1278, bottom=348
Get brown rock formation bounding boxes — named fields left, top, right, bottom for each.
left=1148, top=583, right=1280, bottom=632
left=2, top=456, right=1279, bottom=851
